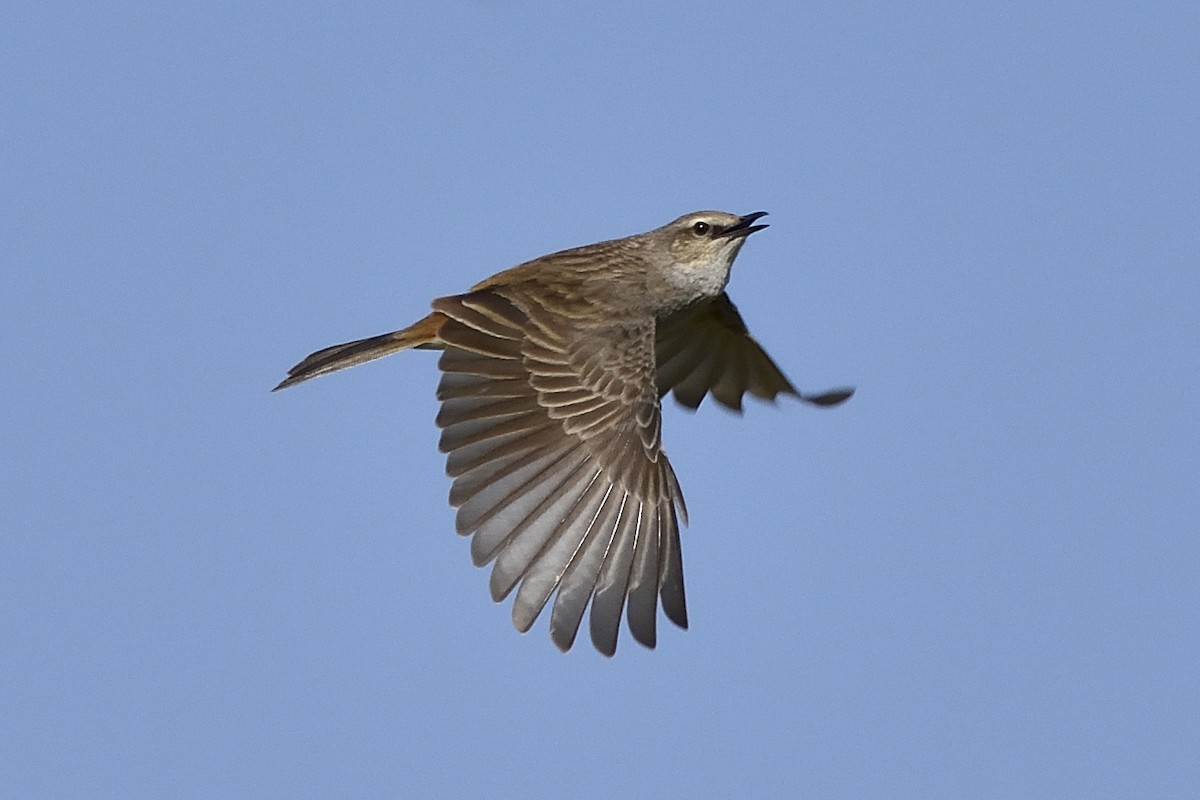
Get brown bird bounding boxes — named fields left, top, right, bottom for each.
left=274, top=211, right=853, bottom=655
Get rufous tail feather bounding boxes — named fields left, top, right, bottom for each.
left=272, top=312, right=445, bottom=391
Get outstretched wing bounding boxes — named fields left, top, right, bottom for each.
left=655, top=292, right=799, bottom=411
left=433, top=289, right=687, bottom=655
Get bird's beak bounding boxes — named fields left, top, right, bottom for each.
left=719, top=211, right=769, bottom=239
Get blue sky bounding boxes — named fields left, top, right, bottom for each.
left=3, top=2, right=1197, bottom=798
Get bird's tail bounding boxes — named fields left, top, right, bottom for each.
left=273, top=312, right=446, bottom=391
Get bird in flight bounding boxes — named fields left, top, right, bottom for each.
left=275, top=211, right=853, bottom=655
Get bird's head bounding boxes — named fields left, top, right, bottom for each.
left=654, top=210, right=769, bottom=302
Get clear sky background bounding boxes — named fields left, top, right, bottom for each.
left=3, top=3, right=1197, bottom=798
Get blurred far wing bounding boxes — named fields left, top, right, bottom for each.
left=655, top=292, right=798, bottom=411
left=655, top=293, right=855, bottom=411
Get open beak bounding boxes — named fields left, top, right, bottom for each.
left=719, top=211, right=769, bottom=239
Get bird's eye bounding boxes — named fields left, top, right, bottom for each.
left=691, top=221, right=710, bottom=236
